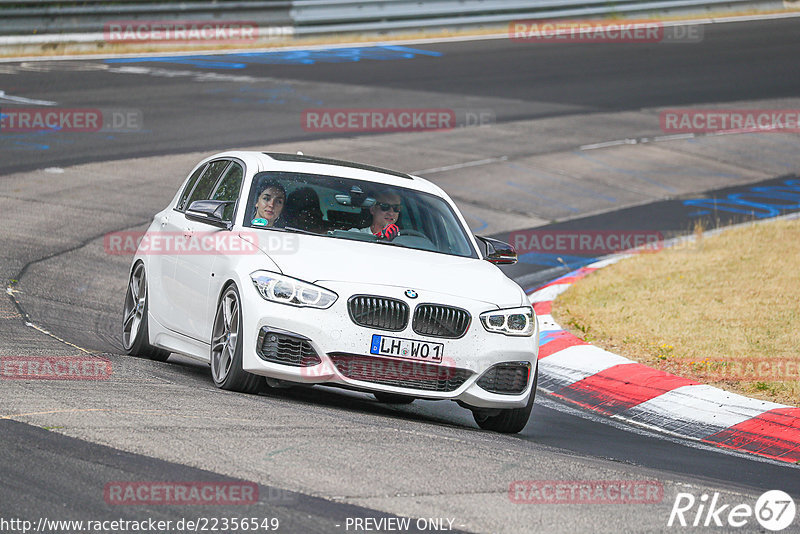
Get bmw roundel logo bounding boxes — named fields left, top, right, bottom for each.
left=405, top=289, right=418, bottom=299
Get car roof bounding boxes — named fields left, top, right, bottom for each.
left=205, top=150, right=446, bottom=197
left=263, top=152, right=413, bottom=180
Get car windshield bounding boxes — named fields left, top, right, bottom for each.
left=244, top=171, right=478, bottom=259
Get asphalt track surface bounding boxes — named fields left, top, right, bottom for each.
left=2, top=17, right=800, bottom=534
left=1, top=18, right=799, bottom=174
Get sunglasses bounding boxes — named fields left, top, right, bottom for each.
left=377, top=202, right=402, bottom=213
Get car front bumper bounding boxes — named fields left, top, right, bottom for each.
left=240, top=281, right=539, bottom=409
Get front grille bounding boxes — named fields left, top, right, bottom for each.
left=476, top=363, right=530, bottom=395
left=257, top=327, right=321, bottom=367
left=328, top=353, right=472, bottom=393
left=348, top=296, right=409, bottom=331
left=412, top=304, right=471, bottom=338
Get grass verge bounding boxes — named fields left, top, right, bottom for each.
left=553, top=217, right=800, bottom=406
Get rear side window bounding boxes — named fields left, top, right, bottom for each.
left=181, top=160, right=230, bottom=211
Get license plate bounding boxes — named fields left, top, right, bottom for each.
left=370, top=334, right=443, bottom=363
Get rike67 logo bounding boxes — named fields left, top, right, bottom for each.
left=668, top=490, right=796, bottom=531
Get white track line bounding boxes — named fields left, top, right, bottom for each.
left=0, top=90, right=57, bottom=106
left=412, top=156, right=508, bottom=175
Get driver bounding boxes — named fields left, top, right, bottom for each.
left=251, top=179, right=286, bottom=228
left=352, top=190, right=402, bottom=240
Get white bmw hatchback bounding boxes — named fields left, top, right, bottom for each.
left=123, top=151, right=538, bottom=433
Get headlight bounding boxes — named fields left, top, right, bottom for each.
left=250, top=271, right=337, bottom=309
left=480, top=306, right=535, bottom=336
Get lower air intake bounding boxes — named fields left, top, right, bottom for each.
left=328, top=353, right=472, bottom=392
left=257, top=327, right=321, bottom=367
left=476, top=363, right=530, bottom=395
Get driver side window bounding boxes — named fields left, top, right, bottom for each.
left=210, top=163, right=244, bottom=222
left=181, top=160, right=230, bottom=212
left=176, top=164, right=207, bottom=212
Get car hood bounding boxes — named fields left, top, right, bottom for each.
left=244, top=232, right=525, bottom=307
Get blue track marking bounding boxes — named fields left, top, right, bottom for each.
left=539, top=330, right=564, bottom=346
left=518, top=252, right=598, bottom=269
left=105, top=57, right=249, bottom=69
left=104, top=46, right=443, bottom=70
left=0, top=129, right=59, bottom=151
left=207, top=85, right=324, bottom=106
left=682, top=178, right=800, bottom=219
left=12, top=141, right=50, bottom=150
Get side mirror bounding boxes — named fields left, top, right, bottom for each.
left=185, top=200, right=234, bottom=229
left=475, top=235, right=517, bottom=265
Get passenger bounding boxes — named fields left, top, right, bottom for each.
left=251, top=179, right=286, bottom=228
left=284, top=186, right=325, bottom=233
left=352, top=190, right=402, bottom=240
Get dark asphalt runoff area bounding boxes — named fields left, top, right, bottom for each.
left=1, top=16, right=800, bottom=534
left=0, top=420, right=463, bottom=534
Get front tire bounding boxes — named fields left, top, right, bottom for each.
left=122, top=262, right=170, bottom=362
left=210, top=284, right=261, bottom=394
left=472, top=366, right=537, bottom=434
